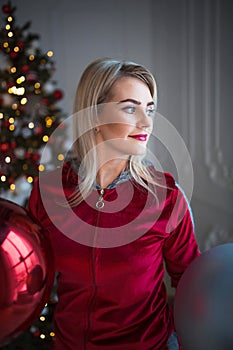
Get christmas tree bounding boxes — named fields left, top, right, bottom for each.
left=0, top=1, right=66, bottom=200
left=0, top=1, right=66, bottom=348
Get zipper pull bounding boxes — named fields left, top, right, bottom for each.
left=96, top=188, right=105, bottom=209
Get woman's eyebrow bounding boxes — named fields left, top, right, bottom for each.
left=117, top=99, right=154, bottom=106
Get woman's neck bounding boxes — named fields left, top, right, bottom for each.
left=96, top=159, right=129, bottom=189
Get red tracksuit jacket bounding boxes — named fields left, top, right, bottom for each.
left=28, top=161, right=200, bottom=350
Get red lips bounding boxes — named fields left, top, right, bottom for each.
left=129, top=134, right=148, bottom=141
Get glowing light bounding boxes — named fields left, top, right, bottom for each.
left=40, top=316, right=45, bottom=322
left=57, top=154, right=64, bottom=161
left=40, top=334, right=46, bottom=339
left=28, top=122, right=34, bottom=129
left=10, top=66, right=16, bottom=73
left=5, top=24, right=10, bottom=30
left=29, top=55, right=35, bottom=61
left=10, top=184, right=15, bottom=191
left=20, top=97, right=27, bottom=105
left=14, top=46, right=19, bottom=52
left=34, top=82, right=40, bottom=89
left=3, top=42, right=9, bottom=48
left=42, top=135, right=49, bottom=142
left=5, top=156, right=11, bottom=163
left=0, top=113, right=3, bottom=119
left=38, top=164, right=45, bottom=172
left=8, top=16, right=13, bottom=22
left=9, top=117, right=14, bottom=123
left=50, top=332, right=55, bottom=337
left=35, top=89, right=41, bottom=95
left=47, top=50, right=53, bottom=57
left=22, top=164, right=28, bottom=170
left=9, top=125, right=15, bottom=131
left=16, top=76, right=25, bottom=84
left=45, top=117, right=53, bottom=127
left=8, top=31, right=13, bottom=37
left=12, top=103, right=18, bottom=110
left=8, top=86, right=25, bottom=95
left=27, top=176, right=33, bottom=183
left=1, top=175, right=6, bottom=182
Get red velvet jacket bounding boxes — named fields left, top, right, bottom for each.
left=28, top=161, right=200, bottom=350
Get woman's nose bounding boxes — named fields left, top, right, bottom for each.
left=137, top=109, right=153, bottom=130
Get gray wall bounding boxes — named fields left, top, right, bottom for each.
left=8, top=0, right=233, bottom=251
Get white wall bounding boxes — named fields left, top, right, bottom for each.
left=6, top=0, right=233, bottom=251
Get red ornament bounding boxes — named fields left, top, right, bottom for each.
left=53, top=89, right=63, bottom=100
left=1, top=143, right=9, bottom=151
left=10, top=52, right=18, bottom=59
left=2, top=4, right=11, bottom=14
left=21, top=64, right=30, bottom=73
left=17, top=41, right=24, bottom=49
left=0, top=198, right=54, bottom=346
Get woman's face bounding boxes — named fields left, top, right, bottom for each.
left=95, top=77, right=155, bottom=158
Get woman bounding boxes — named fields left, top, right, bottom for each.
left=28, top=58, right=200, bottom=349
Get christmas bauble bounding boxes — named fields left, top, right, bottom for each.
left=0, top=198, right=54, bottom=346
left=174, top=243, right=233, bottom=350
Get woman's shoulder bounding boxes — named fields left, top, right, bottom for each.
left=38, top=160, right=78, bottom=188
left=146, top=162, right=176, bottom=190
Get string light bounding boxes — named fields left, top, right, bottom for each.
left=9, top=125, right=15, bottom=131
left=38, top=164, right=45, bottom=172
left=12, top=103, right=18, bottom=110
left=34, top=82, right=40, bottom=89
left=45, top=116, right=53, bottom=127
left=0, top=113, right=3, bottom=119
left=8, top=86, right=25, bottom=95
left=42, top=135, right=49, bottom=142
left=8, top=31, right=13, bottom=37
left=8, top=16, right=13, bottom=22
left=14, top=46, right=19, bottom=52
left=5, top=24, right=11, bottom=30
left=22, top=164, right=28, bottom=171
left=20, top=97, right=27, bottom=104
left=9, top=117, right=14, bottom=123
left=5, top=156, right=11, bottom=164
left=40, top=316, right=45, bottom=322
left=28, top=122, right=34, bottom=129
left=1, top=176, right=6, bottom=182
left=16, top=76, right=25, bottom=84
left=10, top=184, right=15, bottom=191
left=29, top=55, right=35, bottom=61
left=50, top=332, right=55, bottom=337
left=47, top=50, right=53, bottom=57
left=57, top=154, right=64, bottom=161
left=27, top=176, right=33, bottom=183
left=3, top=42, right=9, bottom=48
left=40, top=334, right=46, bottom=339
left=10, top=66, right=16, bottom=73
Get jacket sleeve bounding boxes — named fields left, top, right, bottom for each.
left=163, top=184, right=200, bottom=288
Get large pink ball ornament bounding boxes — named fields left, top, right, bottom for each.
left=174, top=243, right=233, bottom=350
left=0, top=197, right=54, bottom=346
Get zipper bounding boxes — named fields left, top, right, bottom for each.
left=95, top=188, right=105, bottom=209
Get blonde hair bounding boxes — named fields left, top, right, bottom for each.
left=69, top=57, right=160, bottom=206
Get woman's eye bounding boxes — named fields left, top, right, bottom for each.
left=146, top=108, right=155, bottom=117
left=123, top=106, right=136, bottom=114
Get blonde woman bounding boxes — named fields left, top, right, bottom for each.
left=28, top=58, right=200, bottom=350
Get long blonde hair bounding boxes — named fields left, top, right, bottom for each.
left=69, top=58, right=160, bottom=206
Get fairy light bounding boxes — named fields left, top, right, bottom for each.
left=35, top=89, right=41, bottom=95
left=14, top=46, right=19, bottom=52
left=8, top=16, right=13, bottom=22
left=10, top=184, right=15, bottom=191
left=28, top=122, right=34, bottom=129
left=9, top=125, right=15, bottom=131
left=42, top=135, right=49, bottom=142
left=8, top=86, right=25, bottom=95
left=57, top=153, right=64, bottom=161
left=34, top=82, right=40, bottom=89
left=9, top=117, right=14, bottom=123
left=0, top=113, right=3, bottom=119
left=10, top=66, right=16, bottom=73
left=5, top=156, right=11, bottom=164
left=16, top=76, right=25, bottom=84
left=40, top=316, right=45, bottom=322
left=5, top=24, right=10, bottom=30
left=45, top=116, right=53, bottom=127
left=47, top=50, right=53, bottom=57
left=27, top=176, right=33, bottom=183
left=29, top=55, right=35, bottom=61
left=8, top=31, right=13, bottom=37
left=38, top=164, right=45, bottom=172
left=20, top=97, right=27, bottom=105
left=3, top=42, right=9, bottom=48
left=12, top=103, right=18, bottom=110
left=50, top=332, right=55, bottom=337
left=1, top=175, right=6, bottom=182
left=40, top=334, right=46, bottom=339
left=22, top=164, right=28, bottom=171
